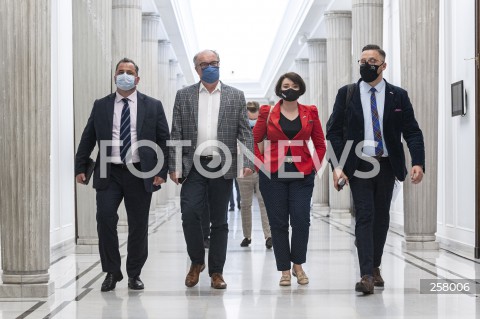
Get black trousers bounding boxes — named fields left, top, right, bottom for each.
left=96, top=164, right=152, bottom=278
left=349, top=158, right=395, bottom=277
left=180, top=158, right=233, bottom=275
left=259, top=171, right=315, bottom=271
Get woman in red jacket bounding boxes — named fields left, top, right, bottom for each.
left=253, top=72, right=326, bottom=286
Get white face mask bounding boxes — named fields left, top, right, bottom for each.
left=116, top=72, right=136, bottom=91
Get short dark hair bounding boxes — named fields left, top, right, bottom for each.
left=361, top=44, right=386, bottom=60
left=115, top=58, right=139, bottom=75
left=274, top=72, right=306, bottom=97
left=246, top=101, right=260, bottom=113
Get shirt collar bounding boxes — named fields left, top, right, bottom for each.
left=360, top=79, right=385, bottom=93
left=199, top=81, right=222, bottom=93
left=115, top=90, right=137, bottom=103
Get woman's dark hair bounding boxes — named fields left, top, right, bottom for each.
left=274, top=72, right=306, bottom=97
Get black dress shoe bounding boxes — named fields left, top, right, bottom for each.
left=101, top=272, right=123, bottom=292
left=240, top=238, right=251, bottom=247
left=128, top=276, right=144, bottom=290
left=265, top=237, right=273, bottom=249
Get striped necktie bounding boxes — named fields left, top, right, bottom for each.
left=120, top=98, right=131, bottom=163
left=369, top=87, right=384, bottom=156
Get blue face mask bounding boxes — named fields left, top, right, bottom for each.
left=248, top=119, right=257, bottom=128
left=201, top=66, right=220, bottom=84
left=116, top=72, right=136, bottom=91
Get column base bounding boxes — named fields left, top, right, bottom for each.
left=402, top=240, right=439, bottom=251
left=0, top=282, right=54, bottom=298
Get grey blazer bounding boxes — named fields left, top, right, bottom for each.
left=169, top=81, right=254, bottom=179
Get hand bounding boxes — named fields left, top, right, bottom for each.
left=333, top=168, right=348, bottom=191
left=76, top=173, right=86, bottom=184
left=169, top=172, right=180, bottom=185
left=410, top=165, right=424, bottom=184
left=243, top=168, right=253, bottom=177
left=153, top=176, right=165, bottom=186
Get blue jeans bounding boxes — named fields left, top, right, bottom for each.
left=259, top=171, right=315, bottom=271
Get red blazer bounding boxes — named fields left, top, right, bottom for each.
left=253, top=101, right=326, bottom=175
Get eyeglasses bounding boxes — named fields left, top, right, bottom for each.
left=197, top=61, right=220, bottom=69
left=358, top=58, right=383, bottom=65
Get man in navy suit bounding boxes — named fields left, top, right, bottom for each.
left=75, top=58, right=170, bottom=291
left=326, top=45, right=425, bottom=294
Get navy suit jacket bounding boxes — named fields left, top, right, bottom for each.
left=326, top=79, right=425, bottom=182
left=75, top=91, right=170, bottom=192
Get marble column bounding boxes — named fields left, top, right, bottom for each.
left=112, top=0, right=142, bottom=230
left=294, top=58, right=310, bottom=105
left=399, top=0, right=439, bottom=250
left=141, top=13, right=162, bottom=216
left=325, top=11, right=352, bottom=216
left=112, top=0, right=142, bottom=74
left=158, top=40, right=178, bottom=212
left=0, top=0, right=54, bottom=297
left=351, top=0, right=384, bottom=81
left=308, top=39, right=330, bottom=217
left=170, top=60, right=182, bottom=202
left=141, top=13, right=160, bottom=98
left=73, top=0, right=112, bottom=253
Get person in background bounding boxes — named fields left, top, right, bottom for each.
left=237, top=101, right=272, bottom=249
left=229, top=180, right=241, bottom=211
left=254, top=72, right=326, bottom=286
left=326, top=44, right=425, bottom=294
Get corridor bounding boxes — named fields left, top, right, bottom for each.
left=1, top=200, right=479, bottom=319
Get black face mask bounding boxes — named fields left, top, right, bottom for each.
left=360, top=62, right=383, bottom=83
left=280, top=88, right=301, bottom=102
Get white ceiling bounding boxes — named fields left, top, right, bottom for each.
left=153, top=0, right=346, bottom=100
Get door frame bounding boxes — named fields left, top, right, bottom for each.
left=475, top=0, right=480, bottom=259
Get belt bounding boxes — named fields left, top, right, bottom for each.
left=199, top=155, right=214, bottom=161
left=111, top=162, right=141, bottom=170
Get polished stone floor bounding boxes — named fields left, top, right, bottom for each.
left=1, top=200, right=479, bottom=319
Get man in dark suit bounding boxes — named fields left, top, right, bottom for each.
left=169, top=49, right=254, bottom=289
left=326, top=45, right=425, bottom=294
left=75, top=58, right=170, bottom=291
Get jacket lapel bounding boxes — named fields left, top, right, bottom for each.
left=217, top=82, right=228, bottom=129
left=383, top=80, right=396, bottom=125
left=136, top=91, right=146, bottom=135
left=351, top=84, right=365, bottom=127
left=106, top=93, right=116, bottom=140
left=191, top=83, right=200, bottom=131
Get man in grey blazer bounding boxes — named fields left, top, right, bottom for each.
left=169, top=50, right=254, bottom=289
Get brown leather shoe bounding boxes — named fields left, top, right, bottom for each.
left=373, top=267, right=384, bottom=287
left=185, top=263, right=205, bottom=287
left=355, top=275, right=374, bottom=294
left=210, top=273, right=227, bottom=289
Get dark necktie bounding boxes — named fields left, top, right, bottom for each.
left=369, top=87, right=384, bottom=156
left=120, top=98, right=131, bottom=163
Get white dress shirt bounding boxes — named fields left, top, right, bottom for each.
left=359, top=79, right=389, bottom=157
left=112, top=91, right=140, bottom=163
left=196, top=82, right=222, bottom=156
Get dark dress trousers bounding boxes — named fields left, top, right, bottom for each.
left=75, top=91, right=170, bottom=278
left=326, top=79, right=425, bottom=277
left=169, top=82, right=255, bottom=276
